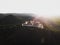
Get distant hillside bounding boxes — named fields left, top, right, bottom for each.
left=14, top=14, right=34, bottom=21
left=0, top=14, right=5, bottom=19
left=0, top=15, right=21, bottom=25
left=0, top=14, right=34, bottom=25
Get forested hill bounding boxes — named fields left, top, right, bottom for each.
left=0, top=14, right=34, bottom=25
left=0, top=14, right=60, bottom=45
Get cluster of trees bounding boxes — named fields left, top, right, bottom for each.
left=0, top=14, right=60, bottom=45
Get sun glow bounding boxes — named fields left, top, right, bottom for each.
left=34, top=14, right=60, bottom=19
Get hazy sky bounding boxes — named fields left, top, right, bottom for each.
left=0, top=0, right=60, bottom=18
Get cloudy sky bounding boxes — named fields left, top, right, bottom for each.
left=0, top=0, right=60, bottom=18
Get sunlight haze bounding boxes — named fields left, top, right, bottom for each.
left=0, top=0, right=60, bottom=18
